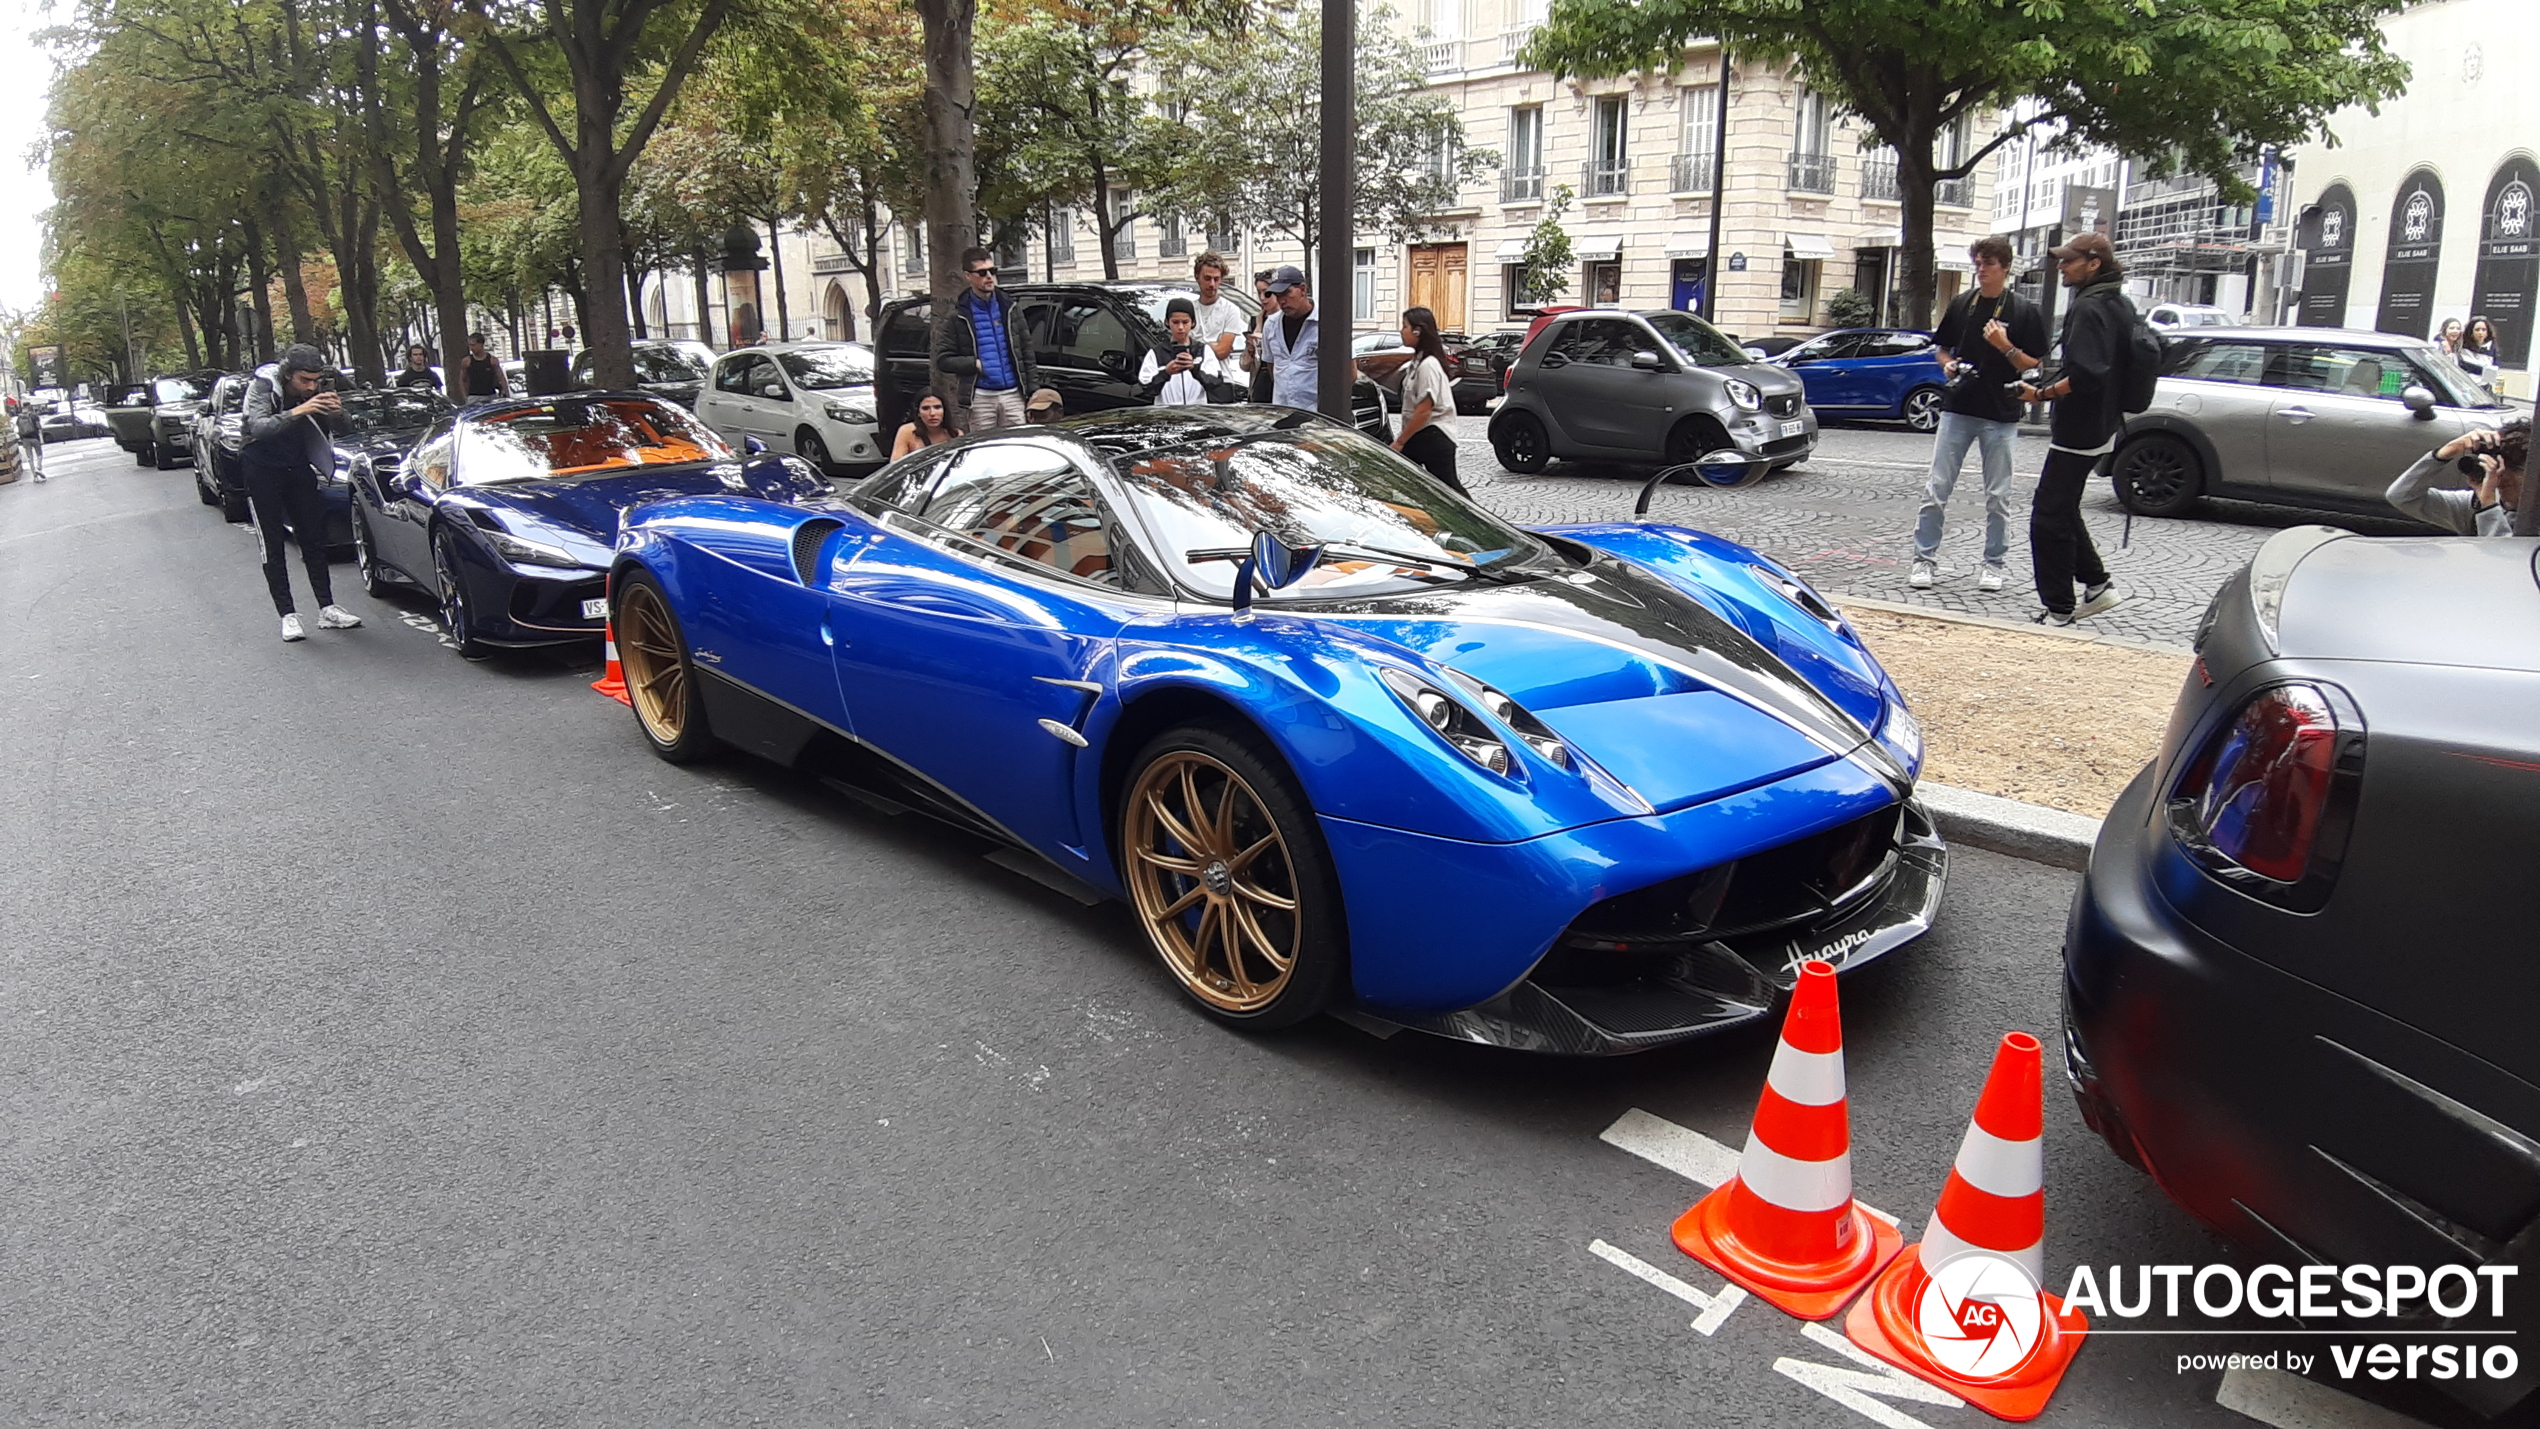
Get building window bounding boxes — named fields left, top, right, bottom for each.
left=1354, top=247, right=1377, bottom=316
left=1048, top=207, right=1077, bottom=265
left=1789, top=87, right=1834, bottom=193
left=1586, top=260, right=1621, bottom=306
left=1112, top=191, right=1136, bottom=260
left=1158, top=211, right=1186, bottom=258
left=1504, top=263, right=1534, bottom=319
left=1933, top=116, right=1973, bottom=207
left=1780, top=252, right=1821, bottom=322
left=1205, top=217, right=1237, bottom=251
left=900, top=223, right=925, bottom=276
left=1423, top=132, right=1457, bottom=185
left=1673, top=84, right=1718, bottom=193
left=1504, top=106, right=1544, bottom=202
left=1587, top=96, right=1629, bottom=197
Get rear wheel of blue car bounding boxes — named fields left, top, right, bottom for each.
left=1122, top=727, right=1345, bottom=1029
left=1902, top=386, right=1944, bottom=433
left=615, top=572, right=719, bottom=764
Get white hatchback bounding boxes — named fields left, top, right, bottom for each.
left=694, top=342, right=883, bottom=476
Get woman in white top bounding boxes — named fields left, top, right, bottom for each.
left=1389, top=306, right=1465, bottom=494
left=2460, top=315, right=2504, bottom=395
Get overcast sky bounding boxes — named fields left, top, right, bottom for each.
left=0, top=2, right=57, bottom=316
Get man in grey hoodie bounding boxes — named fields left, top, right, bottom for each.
left=242, top=344, right=362, bottom=641
left=2386, top=417, right=2527, bottom=535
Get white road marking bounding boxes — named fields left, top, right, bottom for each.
left=1775, top=1321, right=1966, bottom=1428
left=1601, top=1108, right=1903, bottom=1228
left=2216, top=1366, right=2435, bottom=1429
left=1589, top=1238, right=1746, bottom=1336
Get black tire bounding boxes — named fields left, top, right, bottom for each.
left=794, top=427, right=834, bottom=475
left=1118, top=723, right=1347, bottom=1030
left=218, top=481, right=251, bottom=523
left=2112, top=432, right=2204, bottom=517
left=156, top=440, right=183, bottom=470
left=432, top=526, right=491, bottom=660
left=194, top=464, right=219, bottom=505
left=1491, top=410, right=1551, bottom=474
left=613, top=570, right=719, bottom=764
left=1901, top=386, right=1944, bottom=433
left=353, top=505, right=391, bottom=599
left=134, top=442, right=155, bottom=467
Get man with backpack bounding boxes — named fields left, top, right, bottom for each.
left=2014, top=231, right=2152, bottom=625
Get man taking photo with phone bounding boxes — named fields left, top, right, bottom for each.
left=241, top=344, right=362, bottom=642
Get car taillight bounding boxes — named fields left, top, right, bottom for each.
left=2171, top=683, right=2362, bottom=890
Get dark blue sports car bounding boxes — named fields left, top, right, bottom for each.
left=348, top=393, right=828, bottom=657
left=607, top=407, right=1945, bottom=1051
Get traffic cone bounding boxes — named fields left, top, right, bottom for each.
left=592, top=620, right=630, bottom=706
left=1844, top=1031, right=2088, bottom=1421
left=1672, top=959, right=1902, bottom=1319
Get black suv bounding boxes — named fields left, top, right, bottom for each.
left=875, top=282, right=1390, bottom=440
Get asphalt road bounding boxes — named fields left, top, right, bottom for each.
left=0, top=438, right=2395, bottom=1427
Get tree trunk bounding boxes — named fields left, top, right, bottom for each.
left=862, top=196, right=886, bottom=331
left=1895, top=128, right=1941, bottom=330
left=176, top=291, right=201, bottom=368
left=766, top=218, right=792, bottom=338
left=271, top=205, right=318, bottom=344
left=691, top=257, right=715, bottom=349
left=343, top=200, right=388, bottom=385
left=917, top=0, right=981, bottom=409
left=571, top=150, right=638, bottom=386
left=1091, top=165, right=1117, bottom=281
left=243, top=220, right=278, bottom=363
left=627, top=266, right=649, bottom=338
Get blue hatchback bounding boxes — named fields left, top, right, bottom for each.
left=1770, top=328, right=1949, bottom=432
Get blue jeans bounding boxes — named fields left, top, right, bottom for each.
left=1913, top=411, right=2019, bottom=563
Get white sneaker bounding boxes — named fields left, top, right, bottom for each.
left=281, top=613, right=306, bottom=642
left=1978, top=563, right=2006, bottom=593
left=1908, top=558, right=1937, bottom=589
left=317, top=604, right=363, bottom=629
left=2075, top=581, right=2125, bottom=618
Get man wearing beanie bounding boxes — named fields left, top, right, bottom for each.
left=1137, top=297, right=1231, bottom=406
left=240, top=344, right=363, bottom=641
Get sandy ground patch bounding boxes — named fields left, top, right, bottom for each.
left=1841, top=606, right=2194, bottom=818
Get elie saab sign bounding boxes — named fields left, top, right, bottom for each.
left=2470, top=155, right=2540, bottom=368
left=2375, top=169, right=2444, bottom=339
left=2298, top=183, right=2356, bottom=327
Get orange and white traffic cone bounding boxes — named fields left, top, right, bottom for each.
left=1844, top=1031, right=2088, bottom=1421
left=592, top=620, right=630, bottom=706
left=1672, top=959, right=1903, bottom=1319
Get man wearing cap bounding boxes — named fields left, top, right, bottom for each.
left=933, top=246, right=1039, bottom=430
left=1257, top=265, right=1320, bottom=409
left=1137, top=298, right=1230, bottom=406
left=1026, top=389, right=1065, bottom=424
left=241, top=344, right=364, bottom=641
left=2014, top=231, right=2130, bottom=626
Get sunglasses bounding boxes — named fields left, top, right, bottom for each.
left=967, top=266, right=998, bottom=278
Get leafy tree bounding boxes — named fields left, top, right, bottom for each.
left=357, top=0, right=501, bottom=384
left=1515, top=184, right=1575, bottom=308
left=1523, top=0, right=2411, bottom=326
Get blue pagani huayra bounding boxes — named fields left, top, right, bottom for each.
left=608, top=406, right=1944, bottom=1053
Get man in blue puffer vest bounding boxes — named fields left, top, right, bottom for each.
left=932, top=247, right=1040, bottom=430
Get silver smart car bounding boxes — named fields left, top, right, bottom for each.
left=1488, top=309, right=1817, bottom=474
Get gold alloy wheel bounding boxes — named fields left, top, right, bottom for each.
left=1123, top=750, right=1303, bottom=1013
left=616, top=583, right=689, bottom=744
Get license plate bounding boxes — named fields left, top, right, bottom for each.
left=582, top=598, right=610, bottom=619
left=1779, top=419, right=1807, bottom=438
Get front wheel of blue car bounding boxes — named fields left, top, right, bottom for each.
left=615, top=572, right=719, bottom=764
left=1122, top=727, right=1346, bottom=1030
left=432, top=527, right=490, bottom=661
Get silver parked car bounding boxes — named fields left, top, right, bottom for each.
left=1489, top=308, right=1817, bottom=474
left=693, top=342, right=883, bottom=477
left=2110, top=326, right=2508, bottom=519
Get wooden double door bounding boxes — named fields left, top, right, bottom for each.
left=1407, top=243, right=1469, bottom=333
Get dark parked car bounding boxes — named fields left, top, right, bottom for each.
left=2110, top=326, right=2506, bottom=520
left=876, top=283, right=1396, bottom=441
left=142, top=372, right=219, bottom=469
left=1489, top=308, right=1817, bottom=474
left=104, top=385, right=158, bottom=461
left=192, top=374, right=252, bottom=520
left=347, top=392, right=827, bottom=657
left=2065, top=526, right=2540, bottom=1420
left=259, top=386, right=457, bottom=555
left=568, top=340, right=713, bottom=409
left=1767, top=328, right=1950, bottom=433
left=1451, top=328, right=1527, bottom=412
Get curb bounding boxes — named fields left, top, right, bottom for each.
left=1918, top=781, right=2102, bottom=873
left=1835, top=592, right=2194, bottom=657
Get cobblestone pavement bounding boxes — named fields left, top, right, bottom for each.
left=1451, top=418, right=2425, bottom=651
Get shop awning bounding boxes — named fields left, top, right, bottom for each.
left=1664, top=238, right=1712, bottom=259
left=1493, top=238, right=1531, bottom=262
left=1785, top=232, right=1838, bottom=261
left=1571, top=235, right=1623, bottom=262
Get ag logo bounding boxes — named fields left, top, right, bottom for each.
left=2321, top=207, right=2346, bottom=249
left=2404, top=190, right=2433, bottom=243
left=2499, top=182, right=2532, bottom=241
left=1918, top=1251, right=2047, bottom=1382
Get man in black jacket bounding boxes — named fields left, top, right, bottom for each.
left=241, top=345, right=362, bottom=642
left=930, top=248, right=1040, bottom=430
left=2015, top=232, right=2130, bottom=625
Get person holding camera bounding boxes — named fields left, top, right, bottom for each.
left=241, top=344, right=362, bottom=642
left=1912, top=235, right=2049, bottom=592
left=1138, top=298, right=1232, bottom=406
left=2387, top=416, right=2528, bottom=535
left=2014, top=232, right=2131, bottom=626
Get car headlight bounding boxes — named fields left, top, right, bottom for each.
left=1439, top=668, right=1575, bottom=771
left=1377, top=668, right=1516, bottom=776
left=1882, top=704, right=1923, bottom=770
left=1724, top=379, right=1763, bottom=411
left=823, top=402, right=874, bottom=425
left=487, top=529, right=582, bottom=568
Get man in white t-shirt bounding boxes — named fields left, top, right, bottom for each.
left=1188, top=251, right=1249, bottom=369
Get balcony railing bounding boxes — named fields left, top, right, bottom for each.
left=1501, top=25, right=1537, bottom=60
left=1500, top=166, right=1545, bottom=203
left=1935, top=176, right=1974, bottom=208
left=1158, top=225, right=1186, bottom=258
left=1583, top=160, right=1631, bottom=199
left=1669, top=152, right=1716, bottom=193
left=1861, top=155, right=1899, bottom=202
left=1421, top=39, right=1461, bottom=74
left=1788, top=152, right=1837, bottom=194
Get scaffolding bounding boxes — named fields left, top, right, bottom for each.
left=2115, top=168, right=2274, bottom=303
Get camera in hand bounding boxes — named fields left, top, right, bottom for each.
left=2457, top=432, right=2497, bottom=476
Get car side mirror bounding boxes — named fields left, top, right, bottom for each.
left=1100, top=350, right=1131, bottom=377
left=742, top=435, right=767, bottom=455
left=1630, top=351, right=1666, bottom=372
left=1743, top=347, right=1768, bottom=361
left=1231, top=528, right=1323, bottom=617
left=390, top=471, right=425, bottom=501
left=760, top=384, right=786, bottom=400
left=2400, top=385, right=2438, bottom=417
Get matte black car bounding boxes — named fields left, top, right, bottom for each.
left=568, top=340, right=712, bottom=410
left=2064, top=526, right=2540, bottom=1419
left=192, top=374, right=251, bottom=520
left=874, top=283, right=1394, bottom=442
left=145, top=372, right=219, bottom=469
left=103, top=385, right=158, bottom=461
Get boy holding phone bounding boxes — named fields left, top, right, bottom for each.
left=1137, top=298, right=1230, bottom=406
